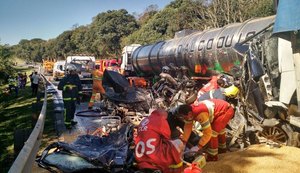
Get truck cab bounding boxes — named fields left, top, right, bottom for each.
left=120, top=44, right=141, bottom=76
left=106, top=59, right=121, bottom=73
left=42, top=59, right=55, bottom=75
left=65, top=55, right=96, bottom=94
left=52, top=60, right=65, bottom=81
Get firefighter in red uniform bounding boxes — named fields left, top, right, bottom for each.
left=176, top=99, right=234, bottom=161
left=135, top=109, right=184, bottom=173
left=88, top=67, right=105, bottom=109
left=196, top=75, right=228, bottom=99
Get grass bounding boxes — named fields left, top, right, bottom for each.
left=0, top=67, right=57, bottom=173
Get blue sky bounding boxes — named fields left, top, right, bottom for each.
left=0, top=0, right=173, bottom=45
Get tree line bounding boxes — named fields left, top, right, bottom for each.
left=0, top=0, right=275, bottom=81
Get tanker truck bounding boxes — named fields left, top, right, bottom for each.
left=121, top=15, right=300, bottom=147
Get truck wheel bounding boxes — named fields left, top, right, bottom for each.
left=258, top=122, right=291, bottom=145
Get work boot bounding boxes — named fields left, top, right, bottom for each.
left=218, top=148, right=227, bottom=154
left=65, top=123, right=72, bottom=129
left=262, top=118, right=279, bottom=127
left=206, top=154, right=218, bottom=162
left=71, top=120, right=78, bottom=126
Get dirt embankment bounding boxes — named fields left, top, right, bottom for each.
left=203, top=144, right=300, bottom=173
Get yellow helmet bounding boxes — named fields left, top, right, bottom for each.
left=224, top=85, right=239, bottom=98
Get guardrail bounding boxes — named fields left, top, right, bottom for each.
left=8, top=75, right=48, bottom=173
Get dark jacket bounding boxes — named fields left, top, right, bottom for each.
left=198, top=88, right=226, bottom=102
left=58, top=74, right=82, bottom=100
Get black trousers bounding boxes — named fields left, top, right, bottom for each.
left=32, top=83, right=38, bottom=96
left=64, top=100, right=76, bottom=123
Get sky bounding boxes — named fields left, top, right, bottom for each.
left=0, top=0, right=174, bottom=46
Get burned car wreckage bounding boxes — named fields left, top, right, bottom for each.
left=37, top=15, right=300, bottom=172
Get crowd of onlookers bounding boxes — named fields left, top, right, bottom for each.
left=4, top=71, right=41, bottom=97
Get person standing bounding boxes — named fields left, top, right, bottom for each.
left=58, top=64, right=82, bottom=128
left=31, top=71, right=40, bottom=96
left=8, top=75, right=18, bottom=97
left=88, top=66, right=105, bottom=109
left=175, top=99, right=235, bottom=161
left=135, top=109, right=184, bottom=173
left=17, top=73, right=23, bottom=89
left=23, top=72, right=27, bottom=88
left=29, top=72, right=34, bottom=88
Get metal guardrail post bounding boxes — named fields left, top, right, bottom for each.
left=8, top=75, right=48, bottom=173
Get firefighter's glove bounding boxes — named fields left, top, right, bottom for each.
left=190, top=145, right=203, bottom=155
left=190, top=146, right=200, bottom=152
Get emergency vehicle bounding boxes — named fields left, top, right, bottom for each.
left=52, top=60, right=65, bottom=81
left=65, top=55, right=95, bottom=94
left=42, top=59, right=55, bottom=75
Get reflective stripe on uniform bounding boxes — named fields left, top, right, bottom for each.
left=63, top=98, right=77, bottom=101
left=219, top=142, right=226, bottom=149
left=201, top=100, right=215, bottom=122
left=209, top=90, right=214, bottom=99
left=183, top=120, right=193, bottom=124
left=64, top=109, right=68, bottom=123
left=93, top=76, right=103, bottom=80
left=207, top=148, right=218, bottom=156
left=63, top=84, right=77, bottom=90
left=89, top=93, right=96, bottom=103
left=219, top=129, right=226, bottom=135
left=169, top=161, right=183, bottom=168
left=212, top=130, right=218, bottom=137
left=201, top=120, right=211, bottom=130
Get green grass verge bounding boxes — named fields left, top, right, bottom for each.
left=0, top=67, right=57, bottom=173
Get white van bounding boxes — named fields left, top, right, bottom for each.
left=53, top=60, right=65, bottom=81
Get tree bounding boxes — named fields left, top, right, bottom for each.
left=53, top=31, right=75, bottom=58
left=0, top=44, right=14, bottom=82
left=6, top=0, right=275, bottom=62
left=192, top=0, right=275, bottom=29
left=137, top=4, right=159, bottom=25
left=90, top=9, right=139, bottom=57
left=70, top=25, right=90, bottom=54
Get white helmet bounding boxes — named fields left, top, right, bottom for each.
left=162, top=66, right=170, bottom=73
left=66, top=64, right=77, bottom=72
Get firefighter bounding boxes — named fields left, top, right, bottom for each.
left=135, top=109, right=184, bottom=173
left=175, top=99, right=235, bottom=161
left=197, top=85, right=239, bottom=103
left=197, top=85, right=279, bottom=127
left=196, top=74, right=228, bottom=99
left=58, top=64, right=82, bottom=128
left=88, top=66, right=105, bottom=109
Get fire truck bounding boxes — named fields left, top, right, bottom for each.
left=42, top=59, right=55, bottom=75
